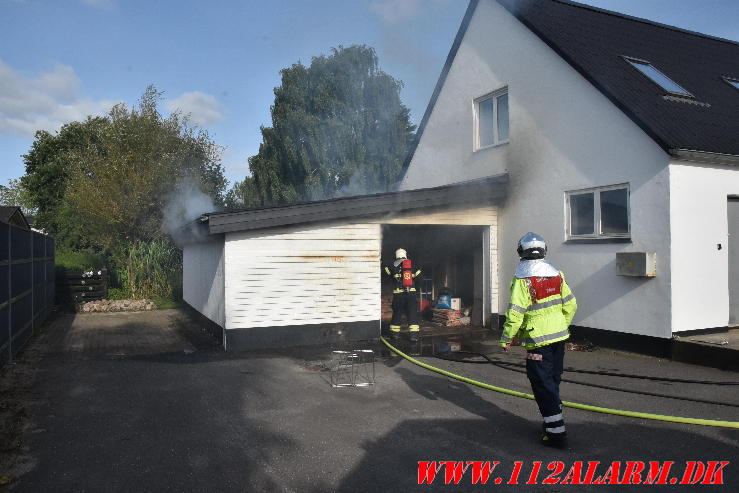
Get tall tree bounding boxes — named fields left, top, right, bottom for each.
left=21, top=117, right=108, bottom=246
left=224, top=176, right=262, bottom=210
left=21, top=86, right=226, bottom=251
left=247, top=45, right=416, bottom=207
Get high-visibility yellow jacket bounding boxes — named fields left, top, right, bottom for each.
left=500, top=273, right=577, bottom=350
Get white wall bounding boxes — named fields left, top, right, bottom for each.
left=183, top=237, right=225, bottom=328
left=402, top=0, right=673, bottom=337
left=225, top=223, right=381, bottom=330
left=670, top=162, right=739, bottom=331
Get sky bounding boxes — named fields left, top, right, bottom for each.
left=1, top=0, right=738, bottom=189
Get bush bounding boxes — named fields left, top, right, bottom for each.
left=55, top=248, right=106, bottom=271
left=107, top=287, right=128, bottom=300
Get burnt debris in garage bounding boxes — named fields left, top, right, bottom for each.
left=381, top=225, right=488, bottom=334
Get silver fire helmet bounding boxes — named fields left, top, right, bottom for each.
left=395, top=248, right=407, bottom=260
left=517, top=232, right=547, bottom=259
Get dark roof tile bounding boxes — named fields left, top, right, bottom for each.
left=497, top=0, right=739, bottom=155
left=403, top=0, right=739, bottom=174
left=0, top=206, right=31, bottom=230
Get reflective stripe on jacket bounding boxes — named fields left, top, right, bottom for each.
left=500, top=272, right=577, bottom=349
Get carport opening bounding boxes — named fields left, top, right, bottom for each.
left=381, top=224, right=487, bottom=334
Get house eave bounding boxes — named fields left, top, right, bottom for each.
left=669, top=149, right=739, bottom=166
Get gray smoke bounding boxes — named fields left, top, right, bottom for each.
left=162, top=176, right=218, bottom=246
left=334, top=169, right=390, bottom=198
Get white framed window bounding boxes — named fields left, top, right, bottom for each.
left=566, top=184, right=630, bottom=240
left=474, top=87, right=509, bottom=150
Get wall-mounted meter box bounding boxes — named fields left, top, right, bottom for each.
left=616, top=252, right=656, bottom=277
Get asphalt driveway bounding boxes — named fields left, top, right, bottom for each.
left=2, top=309, right=738, bottom=492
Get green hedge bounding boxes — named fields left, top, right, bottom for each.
left=55, top=248, right=106, bottom=271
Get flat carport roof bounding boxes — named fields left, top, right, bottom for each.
left=204, top=173, right=508, bottom=234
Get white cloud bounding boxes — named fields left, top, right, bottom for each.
left=165, top=91, right=225, bottom=127
left=36, top=64, right=79, bottom=102
left=0, top=59, right=118, bottom=137
left=369, top=0, right=448, bottom=23
left=81, top=0, right=113, bottom=9
left=370, top=0, right=423, bottom=23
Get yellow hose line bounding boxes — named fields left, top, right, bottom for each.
left=380, top=337, right=739, bottom=430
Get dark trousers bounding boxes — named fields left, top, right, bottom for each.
left=526, top=340, right=566, bottom=435
left=390, top=291, right=419, bottom=328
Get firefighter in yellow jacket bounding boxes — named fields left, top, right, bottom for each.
left=384, top=248, right=422, bottom=342
left=500, top=232, right=577, bottom=448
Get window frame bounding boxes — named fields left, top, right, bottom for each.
left=473, top=86, right=509, bottom=151
left=622, top=56, right=693, bottom=98
left=723, top=76, right=739, bottom=91
left=565, top=183, right=631, bottom=241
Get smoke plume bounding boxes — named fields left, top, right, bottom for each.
left=162, top=176, right=217, bottom=245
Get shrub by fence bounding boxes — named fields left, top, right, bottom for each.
left=1, top=221, right=55, bottom=365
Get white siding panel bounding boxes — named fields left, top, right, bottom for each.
left=225, top=223, right=381, bottom=329
left=183, top=238, right=225, bottom=328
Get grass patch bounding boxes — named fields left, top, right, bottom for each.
left=153, top=297, right=181, bottom=309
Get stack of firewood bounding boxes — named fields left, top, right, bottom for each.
left=432, top=308, right=466, bottom=326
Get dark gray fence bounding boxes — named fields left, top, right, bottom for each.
left=1, top=222, right=55, bottom=365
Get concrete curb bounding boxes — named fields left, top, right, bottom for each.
left=671, top=340, right=739, bottom=372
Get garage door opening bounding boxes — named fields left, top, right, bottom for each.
left=381, top=224, right=489, bottom=336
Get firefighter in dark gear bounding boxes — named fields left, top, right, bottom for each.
left=500, top=232, right=577, bottom=448
left=383, top=248, right=422, bottom=342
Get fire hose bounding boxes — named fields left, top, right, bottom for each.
left=442, top=351, right=739, bottom=386
left=434, top=350, right=739, bottom=408
left=379, top=337, right=739, bottom=430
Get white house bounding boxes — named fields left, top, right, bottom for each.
left=403, top=0, right=739, bottom=343
left=183, top=0, right=739, bottom=351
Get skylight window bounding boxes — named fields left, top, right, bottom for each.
left=624, top=57, right=693, bottom=97
left=724, top=77, right=739, bottom=91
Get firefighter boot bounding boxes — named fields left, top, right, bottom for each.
left=541, top=432, right=568, bottom=449
left=389, top=325, right=401, bottom=340
left=541, top=419, right=567, bottom=449
left=409, top=325, right=420, bottom=342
